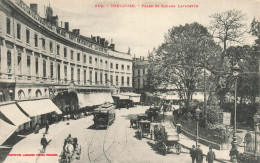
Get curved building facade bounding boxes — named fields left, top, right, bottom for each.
left=0, top=0, right=132, bottom=136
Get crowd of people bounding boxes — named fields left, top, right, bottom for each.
left=190, top=145, right=216, bottom=163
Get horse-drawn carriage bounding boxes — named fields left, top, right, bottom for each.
left=130, top=114, right=149, bottom=128
left=153, top=125, right=181, bottom=155
left=59, top=137, right=81, bottom=163
left=138, top=120, right=151, bottom=139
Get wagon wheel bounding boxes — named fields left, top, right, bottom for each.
left=175, top=143, right=181, bottom=155
left=161, top=143, right=167, bottom=156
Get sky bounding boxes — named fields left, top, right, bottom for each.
left=23, top=0, right=260, bottom=58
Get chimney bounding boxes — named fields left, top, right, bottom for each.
left=30, top=4, right=38, bottom=14
left=61, top=21, right=63, bottom=28
left=72, top=29, right=80, bottom=35
left=64, top=22, right=69, bottom=31
left=92, top=36, right=96, bottom=42
left=110, top=44, right=115, bottom=51
left=105, top=41, right=109, bottom=48
left=97, top=36, right=101, bottom=44
left=100, top=38, right=105, bottom=47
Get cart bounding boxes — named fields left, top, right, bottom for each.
left=59, top=138, right=81, bottom=163
left=130, top=114, right=149, bottom=129
left=154, top=126, right=181, bottom=155
left=138, top=120, right=151, bottom=140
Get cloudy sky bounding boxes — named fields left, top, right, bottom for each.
left=23, top=0, right=260, bottom=57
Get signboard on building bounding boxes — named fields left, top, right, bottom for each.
left=219, top=112, right=231, bottom=125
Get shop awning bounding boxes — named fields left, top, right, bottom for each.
left=81, top=93, right=114, bottom=107
left=41, top=99, right=62, bottom=114
left=17, top=99, right=62, bottom=117
left=78, top=93, right=88, bottom=108
left=0, top=104, right=31, bottom=126
left=0, top=119, right=17, bottom=145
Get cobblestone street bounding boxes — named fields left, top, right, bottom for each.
left=4, top=106, right=191, bottom=163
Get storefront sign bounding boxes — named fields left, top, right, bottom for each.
left=219, top=112, right=231, bottom=125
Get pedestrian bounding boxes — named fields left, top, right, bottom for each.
left=63, top=134, right=72, bottom=149
left=65, top=140, right=74, bottom=162
left=41, top=134, right=48, bottom=153
left=190, top=145, right=197, bottom=163
left=45, top=120, right=49, bottom=134
left=196, top=145, right=203, bottom=163
left=244, top=130, right=252, bottom=151
left=206, top=146, right=216, bottom=163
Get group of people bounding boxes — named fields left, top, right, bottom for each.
left=190, top=145, right=216, bottom=163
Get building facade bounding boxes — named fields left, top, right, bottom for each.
left=132, top=56, right=149, bottom=93
left=0, top=0, right=132, bottom=138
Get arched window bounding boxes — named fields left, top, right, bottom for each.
left=18, top=90, right=25, bottom=99
left=36, top=89, right=42, bottom=97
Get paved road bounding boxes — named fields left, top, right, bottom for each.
left=4, top=105, right=192, bottom=163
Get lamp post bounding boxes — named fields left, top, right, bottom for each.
left=230, top=63, right=240, bottom=161
left=253, top=114, right=259, bottom=160
left=196, top=107, right=201, bottom=147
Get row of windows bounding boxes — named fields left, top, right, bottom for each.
left=5, top=50, right=130, bottom=85
left=6, top=17, right=132, bottom=71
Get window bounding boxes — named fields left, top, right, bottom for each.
left=84, top=70, right=86, bottom=84
left=100, top=73, right=103, bottom=84
left=100, top=59, right=103, bottom=66
left=6, top=17, right=11, bottom=35
left=28, top=89, right=32, bottom=98
left=138, top=69, right=140, bottom=75
left=34, top=34, right=38, bottom=47
left=121, top=76, right=124, bottom=86
left=77, top=68, right=80, bottom=83
left=57, top=64, right=61, bottom=80
left=110, top=63, right=113, bottom=69
left=143, top=69, right=145, bottom=75
left=50, top=41, right=53, bottom=53
left=121, top=64, right=124, bottom=70
left=64, top=65, right=67, bottom=80
left=42, top=38, right=46, bottom=50
left=95, top=58, right=98, bottom=65
left=50, top=62, right=54, bottom=78
left=27, top=55, right=31, bottom=75
left=57, top=45, right=60, bottom=55
left=64, top=47, right=67, bottom=59
left=95, top=72, right=98, bottom=83
left=70, top=50, right=74, bottom=60
left=127, top=77, right=130, bottom=85
left=105, top=61, right=108, bottom=67
left=89, top=56, right=92, bottom=64
left=71, top=67, right=74, bottom=81
left=116, top=64, right=118, bottom=69
left=43, top=60, right=47, bottom=77
left=17, top=53, right=22, bottom=75
left=110, top=75, right=113, bottom=85
left=127, top=65, right=130, bottom=71
left=89, top=70, right=92, bottom=84
left=77, top=53, right=80, bottom=62
left=138, top=79, right=140, bottom=87
left=35, top=57, right=39, bottom=76
left=17, top=23, right=21, bottom=40
left=83, top=55, right=86, bottom=63
left=7, top=50, right=12, bottom=73
left=105, top=74, right=107, bottom=84
left=26, top=29, right=30, bottom=44
left=116, top=76, right=118, bottom=85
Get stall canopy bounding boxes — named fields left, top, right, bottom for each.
left=78, top=93, right=114, bottom=108
left=0, top=119, right=17, bottom=145
left=17, top=99, right=62, bottom=117
left=120, top=92, right=141, bottom=103
left=0, top=104, right=31, bottom=126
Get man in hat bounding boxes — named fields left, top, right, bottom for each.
left=190, top=145, right=197, bottom=163
left=41, top=134, right=48, bottom=153
left=206, top=146, right=216, bottom=163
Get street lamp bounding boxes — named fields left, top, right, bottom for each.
left=196, top=106, right=201, bottom=147
left=230, top=63, right=240, bottom=161
left=253, top=114, right=259, bottom=160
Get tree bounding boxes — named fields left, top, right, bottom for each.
left=148, top=22, right=222, bottom=110
left=209, top=9, right=247, bottom=68
left=251, top=17, right=260, bottom=45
